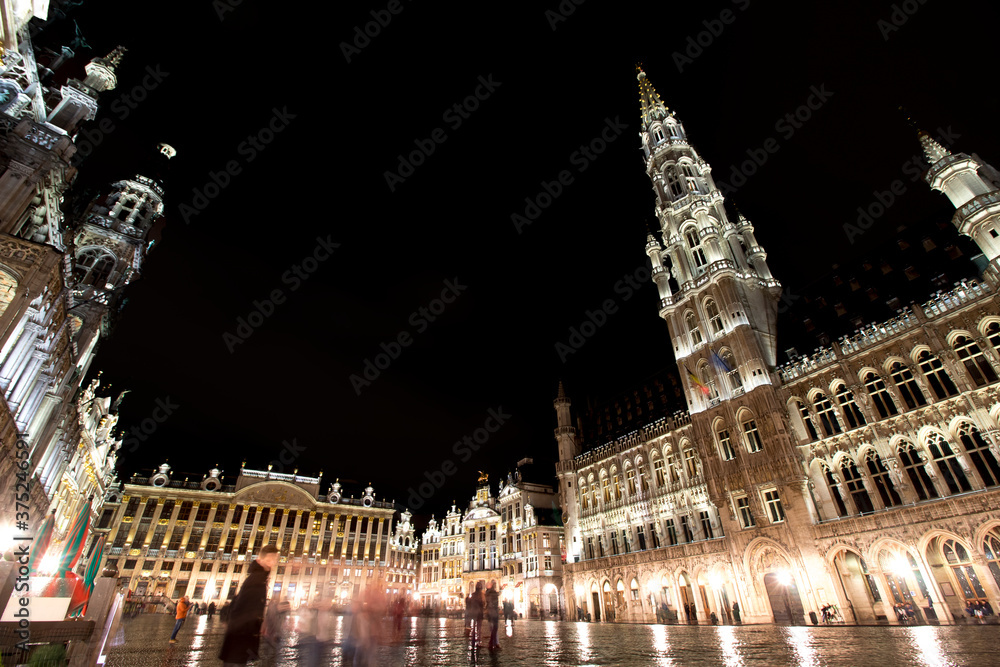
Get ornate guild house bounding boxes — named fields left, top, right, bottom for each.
left=95, top=466, right=417, bottom=605
left=555, top=68, right=1000, bottom=625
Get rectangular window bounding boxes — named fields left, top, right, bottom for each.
left=763, top=489, right=785, bottom=523
left=637, top=525, right=646, bottom=550
left=653, top=460, right=665, bottom=487
left=700, top=510, right=713, bottom=539
left=649, top=523, right=660, bottom=549
left=665, top=519, right=677, bottom=546
left=736, top=496, right=755, bottom=528
left=680, top=516, right=693, bottom=542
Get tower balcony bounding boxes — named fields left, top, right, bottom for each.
left=651, top=265, right=668, bottom=280
left=698, top=225, right=720, bottom=241
left=953, top=190, right=1000, bottom=236
left=747, top=245, right=766, bottom=258
left=554, top=425, right=575, bottom=437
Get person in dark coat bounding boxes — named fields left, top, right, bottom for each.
left=485, top=581, right=500, bottom=651
left=218, top=544, right=280, bottom=666
left=470, top=582, right=485, bottom=645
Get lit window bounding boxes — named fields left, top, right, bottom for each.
left=706, top=299, right=724, bottom=334
left=958, top=423, right=1000, bottom=488
left=864, top=372, right=898, bottom=418
left=926, top=433, right=972, bottom=495
left=834, top=383, right=866, bottom=429
left=840, top=459, right=873, bottom=514
left=890, top=362, right=927, bottom=410
left=735, top=496, right=754, bottom=528
left=718, top=428, right=735, bottom=461
left=763, top=489, right=785, bottom=523
left=813, top=393, right=841, bottom=436
left=686, top=311, right=702, bottom=347
left=954, top=335, right=998, bottom=386
left=897, top=441, right=938, bottom=501
left=743, top=418, right=763, bottom=453
left=918, top=351, right=958, bottom=400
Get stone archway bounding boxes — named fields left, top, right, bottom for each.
left=746, top=539, right=807, bottom=625
left=602, top=580, right=615, bottom=622
left=763, top=572, right=805, bottom=625
left=591, top=582, right=601, bottom=622
left=828, top=546, right=878, bottom=623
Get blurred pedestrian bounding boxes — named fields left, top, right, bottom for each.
left=209, top=602, right=217, bottom=617
left=470, top=582, right=485, bottom=646
left=169, top=595, right=191, bottom=644
left=218, top=544, right=280, bottom=666
left=485, top=581, right=500, bottom=651
left=465, top=594, right=473, bottom=636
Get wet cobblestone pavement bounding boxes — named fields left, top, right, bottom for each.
left=105, top=612, right=997, bottom=666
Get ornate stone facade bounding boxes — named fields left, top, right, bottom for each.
left=557, top=69, right=1000, bottom=626
left=95, top=468, right=416, bottom=606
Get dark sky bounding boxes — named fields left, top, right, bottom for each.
left=36, top=1, right=1000, bottom=521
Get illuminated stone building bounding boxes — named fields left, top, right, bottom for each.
left=0, top=1, right=173, bottom=559
left=496, top=461, right=565, bottom=618
left=417, top=468, right=567, bottom=618
left=556, top=69, right=1000, bottom=625
left=95, top=466, right=415, bottom=605
left=417, top=503, right=464, bottom=610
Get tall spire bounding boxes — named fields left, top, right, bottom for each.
left=919, top=131, right=952, bottom=164
left=637, top=65, right=668, bottom=127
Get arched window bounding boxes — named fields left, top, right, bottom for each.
left=926, top=433, right=972, bottom=495
left=666, top=169, right=684, bottom=199
left=917, top=350, right=958, bottom=400
left=74, top=248, right=116, bottom=287
left=653, top=127, right=665, bottom=143
left=590, top=479, right=599, bottom=507
left=681, top=163, right=702, bottom=194
left=840, top=459, right=874, bottom=514
left=717, top=425, right=735, bottom=461
left=813, top=393, right=842, bottom=437
left=897, top=441, right=938, bottom=501
left=983, top=527, right=1000, bottom=591
left=579, top=478, right=589, bottom=510
left=601, top=475, right=611, bottom=502
left=612, top=469, right=623, bottom=500
left=987, top=322, right=1000, bottom=355
left=889, top=361, right=926, bottom=410
left=705, top=299, right=723, bottom=334
left=865, top=451, right=901, bottom=507
left=637, top=461, right=649, bottom=492
left=863, top=372, right=898, bottom=418
left=652, top=457, right=665, bottom=487
left=953, top=335, right=998, bottom=386
left=721, top=350, right=742, bottom=391
left=666, top=122, right=681, bottom=139
left=625, top=467, right=637, bottom=496
left=685, top=311, right=702, bottom=347
left=742, top=414, right=763, bottom=453
left=834, top=383, right=866, bottom=428
left=796, top=400, right=819, bottom=442
left=683, top=447, right=699, bottom=478
left=823, top=464, right=848, bottom=517
left=685, top=229, right=708, bottom=270
left=665, top=452, right=680, bottom=483
left=698, top=359, right=718, bottom=401
left=957, top=423, right=1000, bottom=488
left=943, top=539, right=989, bottom=603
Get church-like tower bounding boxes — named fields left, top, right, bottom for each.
left=553, top=381, right=582, bottom=562
left=921, top=131, right=1000, bottom=281
left=637, top=68, right=813, bottom=532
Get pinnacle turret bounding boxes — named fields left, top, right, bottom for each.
left=637, top=66, right=668, bottom=129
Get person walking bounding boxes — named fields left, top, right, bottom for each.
left=470, top=582, right=485, bottom=646
left=209, top=602, right=216, bottom=617
left=218, top=544, right=280, bottom=666
left=169, top=595, right=191, bottom=644
left=732, top=602, right=741, bottom=624
left=485, top=581, right=500, bottom=651
left=464, top=594, right=473, bottom=636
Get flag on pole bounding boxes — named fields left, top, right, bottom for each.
left=685, top=364, right=710, bottom=396
left=711, top=349, right=732, bottom=374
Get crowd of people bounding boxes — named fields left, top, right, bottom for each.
left=463, top=580, right=504, bottom=652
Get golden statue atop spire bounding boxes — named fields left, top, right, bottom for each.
left=478, top=471, right=488, bottom=483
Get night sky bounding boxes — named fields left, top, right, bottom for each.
left=34, top=1, right=1000, bottom=522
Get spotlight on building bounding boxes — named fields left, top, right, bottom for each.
left=776, top=569, right=793, bottom=587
